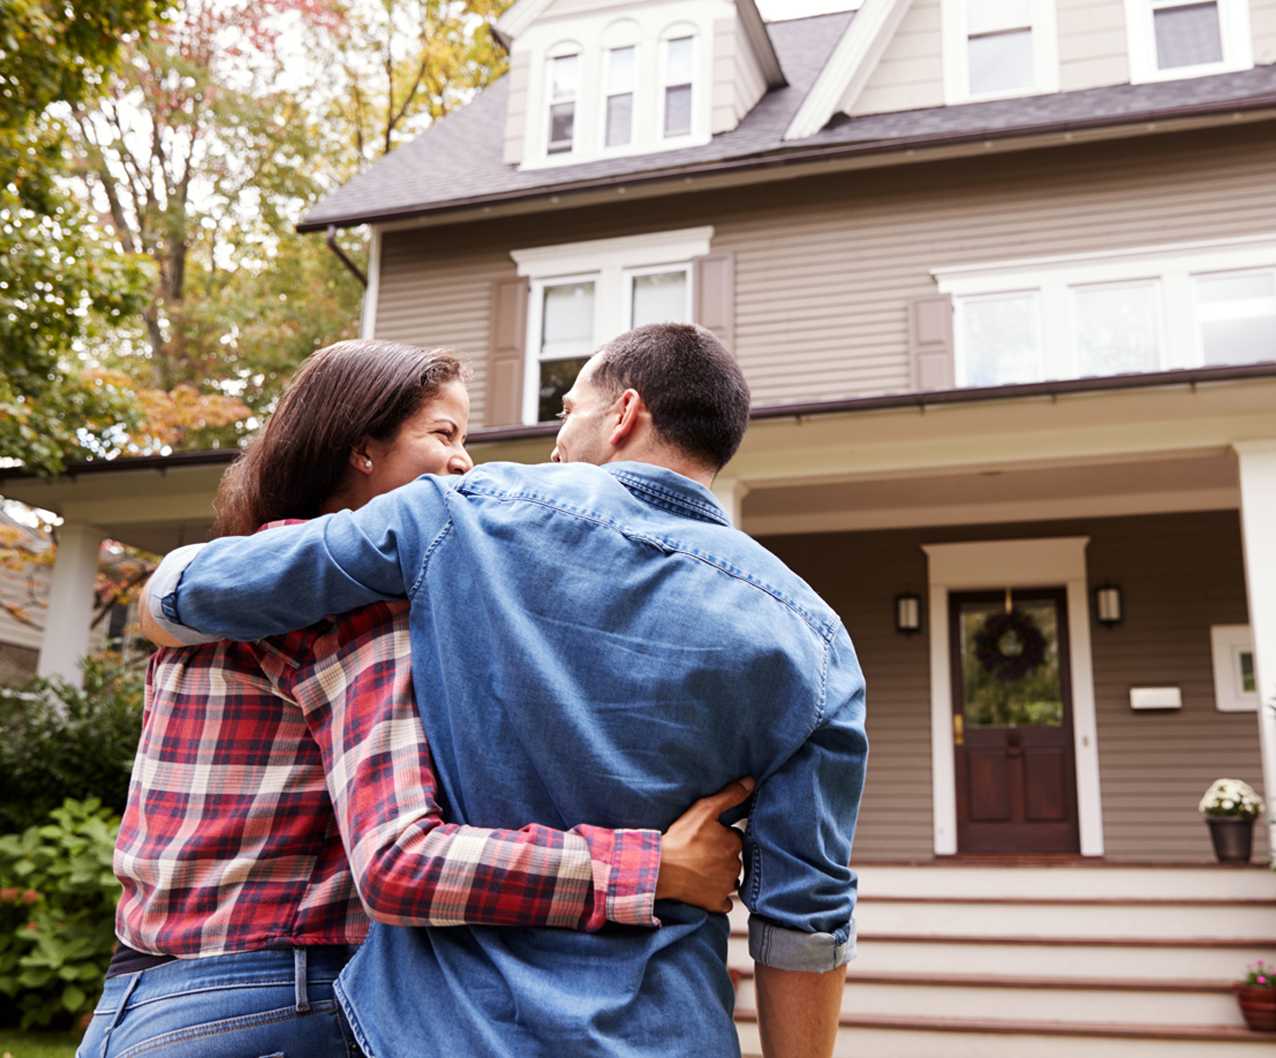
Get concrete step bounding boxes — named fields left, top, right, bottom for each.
left=736, top=1013, right=1276, bottom=1058
left=727, top=932, right=1276, bottom=980
left=731, top=970, right=1242, bottom=1027
left=856, top=864, right=1276, bottom=901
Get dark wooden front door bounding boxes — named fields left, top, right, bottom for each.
left=950, top=589, right=1080, bottom=854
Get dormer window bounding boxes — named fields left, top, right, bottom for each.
left=604, top=46, right=636, bottom=148
left=661, top=35, right=695, bottom=139
left=546, top=52, right=579, bottom=155
left=942, top=0, right=1059, bottom=104
left=1125, top=0, right=1253, bottom=82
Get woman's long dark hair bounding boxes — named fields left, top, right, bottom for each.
left=212, top=340, right=463, bottom=537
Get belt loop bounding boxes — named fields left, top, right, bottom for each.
left=99, top=972, right=142, bottom=1058
left=294, top=947, right=310, bottom=1014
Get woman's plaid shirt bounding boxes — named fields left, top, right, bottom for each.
left=114, top=595, right=661, bottom=957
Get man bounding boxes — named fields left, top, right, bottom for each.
left=144, top=323, right=867, bottom=1058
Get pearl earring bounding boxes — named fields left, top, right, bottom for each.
left=363, top=458, right=373, bottom=470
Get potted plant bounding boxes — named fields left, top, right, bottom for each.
left=1236, top=961, right=1276, bottom=1032
left=1198, top=778, right=1265, bottom=863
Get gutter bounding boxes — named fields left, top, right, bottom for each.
left=5, top=363, right=1275, bottom=484
left=296, top=91, right=1276, bottom=233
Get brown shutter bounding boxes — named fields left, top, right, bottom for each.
left=694, top=253, right=736, bottom=354
left=909, top=294, right=955, bottom=392
left=487, top=276, right=530, bottom=427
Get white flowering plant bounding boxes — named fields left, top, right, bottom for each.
left=1198, top=778, right=1265, bottom=820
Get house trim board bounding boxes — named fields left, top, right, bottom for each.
left=360, top=227, right=382, bottom=339
left=922, top=537, right=1105, bottom=858
left=784, top=0, right=911, bottom=141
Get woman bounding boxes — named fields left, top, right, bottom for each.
left=79, top=340, right=749, bottom=1058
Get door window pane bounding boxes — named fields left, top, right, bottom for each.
left=1196, top=270, right=1276, bottom=366
left=1154, top=1, right=1223, bottom=69
left=1073, top=281, right=1161, bottom=376
left=959, top=598, right=1064, bottom=728
left=968, top=29, right=1034, bottom=96
left=1238, top=650, right=1256, bottom=694
left=631, top=271, right=688, bottom=327
left=961, top=291, right=1041, bottom=386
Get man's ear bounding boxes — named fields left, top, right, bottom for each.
left=607, top=389, right=643, bottom=449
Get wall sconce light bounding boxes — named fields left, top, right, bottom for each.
left=1095, top=584, right=1123, bottom=627
left=896, top=593, right=923, bottom=635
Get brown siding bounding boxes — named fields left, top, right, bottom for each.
left=375, top=122, right=1276, bottom=424
left=760, top=510, right=1266, bottom=864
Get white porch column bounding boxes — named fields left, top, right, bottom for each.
left=711, top=478, right=750, bottom=528
left=1236, top=441, right=1276, bottom=861
left=36, top=522, right=104, bottom=688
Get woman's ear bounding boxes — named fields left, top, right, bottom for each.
left=349, top=441, right=375, bottom=476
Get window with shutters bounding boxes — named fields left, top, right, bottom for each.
left=1125, top=0, right=1253, bottom=83
left=511, top=228, right=713, bottom=424
left=933, top=235, right=1276, bottom=388
left=941, top=0, right=1059, bottom=104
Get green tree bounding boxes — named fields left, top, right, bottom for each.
left=0, top=0, right=162, bottom=473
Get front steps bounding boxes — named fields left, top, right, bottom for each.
left=729, top=863, right=1276, bottom=1056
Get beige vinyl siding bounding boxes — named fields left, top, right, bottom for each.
left=1255, top=0, right=1276, bottom=64
left=503, top=50, right=531, bottom=166
left=374, top=121, right=1276, bottom=419
left=849, top=0, right=944, bottom=117
left=762, top=510, right=1266, bottom=864
left=1057, top=0, right=1130, bottom=90
left=374, top=236, right=517, bottom=430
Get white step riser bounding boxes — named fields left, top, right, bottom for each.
left=733, top=980, right=1243, bottom=1027
left=859, top=901, right=1276, bottom=938
left=727, top=936, right=1270, bottom=979
left=737, top=1024, right=1276, bottom=1058
left=857, top=866, right=1276, bottom=901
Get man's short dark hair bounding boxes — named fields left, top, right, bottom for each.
left=592, top=324, right=751, bottom=471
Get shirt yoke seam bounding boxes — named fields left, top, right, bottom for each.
left=409, top=518, right=455, bottom=599
left=458, top=487, right=835, bottom=643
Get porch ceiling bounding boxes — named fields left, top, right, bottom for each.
left=744, top=451, right=1242, bottom=536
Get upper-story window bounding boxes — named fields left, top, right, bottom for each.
left=661, top=35, right=695, bottom=139
left=546, top=51, right=580, bottom=155
left=512, top=228, right=712, bottom=423
left=935, top=236, right=1276, bottom=388
left=942, top=0, right=1059, bottom=104
left=1125, top=0, right=1253, bottom=82
left=604, top=45, right=637, bottom=148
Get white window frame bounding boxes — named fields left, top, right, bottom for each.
left=934, top=234, right=1276, bottom=388
left=512, top=227, right=714, bottom=424
left=659, top=31, right=698, bottom=142
left=941, top=0, right=1060, bottom=105
left=1212, top=625, right=1259, bottom=712
left=1125, top=0, right=1253, bottom=84
left=622, top=262, right=695, bottom=331
left=601, top=43, right=639, bottom=151
left=544, top=47, right=582, bottom=156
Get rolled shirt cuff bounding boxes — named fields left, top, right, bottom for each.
left=148, top=543, right=219, bottom=646
left=748, top=915, right=856, bottom=972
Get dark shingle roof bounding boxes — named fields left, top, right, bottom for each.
left=299, top=12, right=1276, bottom=232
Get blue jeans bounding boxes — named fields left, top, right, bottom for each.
left=77, top=948, right=361, bottom=1058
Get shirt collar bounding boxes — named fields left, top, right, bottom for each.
left=603, top=462, right=730, bottom=527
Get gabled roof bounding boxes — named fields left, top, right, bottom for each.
left=299, top=15, right=1276, bottom=232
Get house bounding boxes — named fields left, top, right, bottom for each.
left=3, top=0, right=1276, bottom=1051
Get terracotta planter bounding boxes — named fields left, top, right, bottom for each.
left=1236, top=985, right=1276, bottom=1032
left=1206, top=816, right=1254, bottom=863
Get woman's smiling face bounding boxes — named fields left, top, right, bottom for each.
left=360, top=379, right=473, bottom=497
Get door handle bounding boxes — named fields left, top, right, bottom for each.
left=953, top=714, right=965, bottom=747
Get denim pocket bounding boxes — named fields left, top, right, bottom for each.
left=116, top=999, right=336, bottom=1058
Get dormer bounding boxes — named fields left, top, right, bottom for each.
left=497, top=0, right=785, bottom=170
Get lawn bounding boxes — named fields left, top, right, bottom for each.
left=0, top=1032, right=79, bottom=1058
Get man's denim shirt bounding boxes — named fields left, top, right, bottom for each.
left=152, top=461, right=868, bottom=1058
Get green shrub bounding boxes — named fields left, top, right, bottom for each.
left=0, top=657, right=142, bottom=833
left=0, top=799, right=121, bottom=1029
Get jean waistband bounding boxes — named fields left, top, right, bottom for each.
left=95, top=946, right=354, bottom=1014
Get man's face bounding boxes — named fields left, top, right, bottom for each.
left=550, top=354, right=620, bottom=465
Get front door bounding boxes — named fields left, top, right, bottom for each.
left=950, top=589, right=1080, bottom=854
